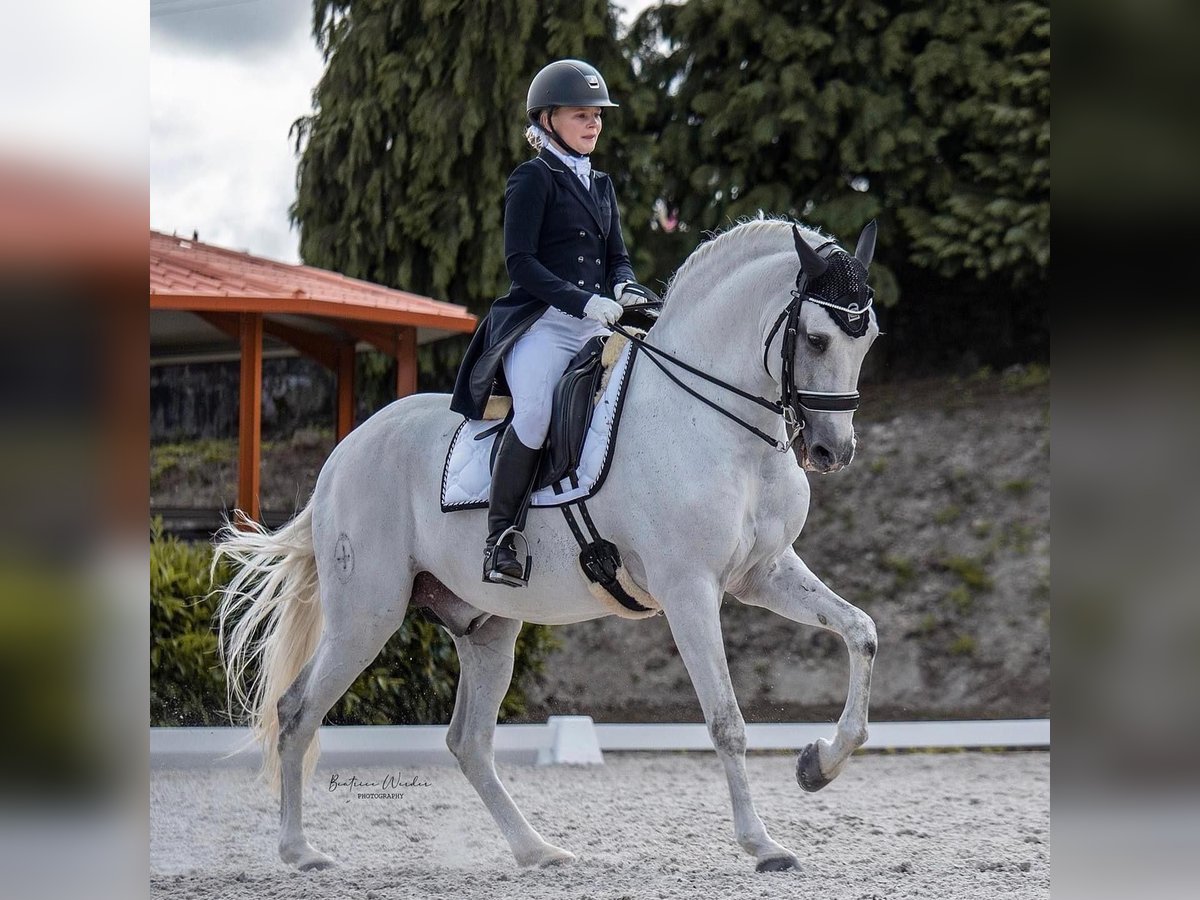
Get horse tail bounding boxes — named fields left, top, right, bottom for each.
left=213, top=500, right=323, bottom=788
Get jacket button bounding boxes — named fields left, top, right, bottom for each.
left=579, top=230, right=586, bottom=237
left=577, top=280, right=584, bottom=286
left=595, top=258, right=601, bottom=264
left=577, top=256, right=584, bottom=262
left=594, top=283, right=601, bottom=289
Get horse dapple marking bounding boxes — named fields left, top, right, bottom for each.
left=215, top=217, right=882, bottom=874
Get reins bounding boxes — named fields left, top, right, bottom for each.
left=608, top=322, right=797, bottom=451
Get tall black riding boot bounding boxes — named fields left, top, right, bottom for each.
left=483, top=427, right=542, bottom=587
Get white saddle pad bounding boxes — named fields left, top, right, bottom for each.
left=441, top=340, right=636, bottom=511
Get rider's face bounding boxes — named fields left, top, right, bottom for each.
left=545, top=106, right=603, bottom=154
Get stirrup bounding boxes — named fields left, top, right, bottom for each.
left=483, top=526, right=532, bottom=588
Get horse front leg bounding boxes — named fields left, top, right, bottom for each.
left=734, top=548, right=877, bottom=791
left=659, top=577, right=800, bottom=872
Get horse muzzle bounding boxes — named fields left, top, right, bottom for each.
left=798, top=432, right=856, bottom=474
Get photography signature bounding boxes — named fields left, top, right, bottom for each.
left=327, top=772, right=433, bottom=802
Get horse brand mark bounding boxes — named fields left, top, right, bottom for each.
left=334, top=533, right=354, bottom=582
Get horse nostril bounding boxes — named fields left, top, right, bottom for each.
left=811, top=444, right=834, bottom=468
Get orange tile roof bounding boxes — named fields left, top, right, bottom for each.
left=149, top=230, right=476, bottom=332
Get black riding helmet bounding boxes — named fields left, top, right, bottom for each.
left=526, top=59, right=618, bottom=158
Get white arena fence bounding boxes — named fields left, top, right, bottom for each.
left=151, top=717, right=1049, bottom=768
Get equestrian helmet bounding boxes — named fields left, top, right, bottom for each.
left=526, top=60, right=618, bottom=122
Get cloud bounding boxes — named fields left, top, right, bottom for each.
left=150, top=0, right=311, bottom=58
left=150, top=2, right=323, bottom=262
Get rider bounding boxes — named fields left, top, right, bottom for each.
left=450, top=59, right=655, bottom=588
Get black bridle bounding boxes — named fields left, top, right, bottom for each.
left=608, top=231, right=873, bottom=454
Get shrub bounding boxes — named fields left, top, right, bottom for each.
left=881, top=554, right=917, bottom=586
left=949, top=634, right=977, bottom=657
left=939, top=554, right=994, bottom=591
left=934, top=505, right=962, bottom=525
left=946, top=584, right=973, bottom=613
left=150, top=518, right=557, bottom=727
left=1002, top=478, right=1033, bottom=496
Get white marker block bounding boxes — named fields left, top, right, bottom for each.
left=537, top=715, right=604, bottom=765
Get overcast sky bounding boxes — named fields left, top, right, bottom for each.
left=150, top=0, right=658, bottom=265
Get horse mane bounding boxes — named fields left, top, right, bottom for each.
left=661, top=214, right=834, bottom=306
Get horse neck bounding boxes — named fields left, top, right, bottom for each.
left=650, top=233, right=795, bottom=398
left=635, top=234, right=798, bottom=453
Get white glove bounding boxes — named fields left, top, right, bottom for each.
left=583, top=294, right=623, bottom=325
left=614, top=281, right=658, bottom=306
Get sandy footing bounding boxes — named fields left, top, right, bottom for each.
left=151, top=750, right=1049, bottom=899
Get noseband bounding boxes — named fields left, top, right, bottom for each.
left=610, top=229, right=872, bottom=454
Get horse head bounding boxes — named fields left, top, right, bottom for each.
left=786, top=220, right=880, bottom=474
left=650, top=217, right=881, bottom=474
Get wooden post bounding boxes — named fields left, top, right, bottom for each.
left=395, top=325, right=418, bottom=398
left=336, top=342, right=355, bottom=442
left=237, top=312, right=262, bottom=523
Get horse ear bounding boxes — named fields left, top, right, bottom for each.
left=854, top=219, right=878, bottom=268
left=791, top=225, right=828, bottom=277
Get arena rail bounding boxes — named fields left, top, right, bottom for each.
left=151, top=717, right=1049, bottom=768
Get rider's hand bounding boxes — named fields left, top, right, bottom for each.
left=615, top=281, right=661, bottom=306
left=583, top=294, right=623, bottom=325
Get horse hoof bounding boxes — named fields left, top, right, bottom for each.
left=796, top=743, right=832, bottom=793
left=517, top=844, right=576, bottom=868
left=538, top=848, right=576, bottom=868
left=282, top=841, right=337, bottom=871
left=756, top=853, right=801, bottom=873
left=298, top=856, right=336, bottom=872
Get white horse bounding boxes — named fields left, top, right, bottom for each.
left=214, top=217, right=881, bottom=873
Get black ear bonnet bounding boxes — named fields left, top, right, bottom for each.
left=790, top=224, right=875, bottom=339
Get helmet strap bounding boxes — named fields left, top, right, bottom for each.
left=541, top=108, right=590, bottom=159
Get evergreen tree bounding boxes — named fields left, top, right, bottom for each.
left=892, top=0, right=1049, bottom=288
left=626, top=0, right=1049, bottom=308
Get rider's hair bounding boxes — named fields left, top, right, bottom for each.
left=524, top=110, right=551, bottom=151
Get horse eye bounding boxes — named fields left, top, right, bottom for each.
left=806, top=333, right=828, bottom=352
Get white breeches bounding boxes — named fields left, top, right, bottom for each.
left=503, top=307, right=608, bottom=447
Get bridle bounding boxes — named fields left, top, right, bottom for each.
left=608, top=228, right=873, bottom=454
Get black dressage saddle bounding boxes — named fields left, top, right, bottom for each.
left=535, top=333, right=606, bottom=489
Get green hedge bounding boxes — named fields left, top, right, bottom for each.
left=150, top=518, right=557, bottom=726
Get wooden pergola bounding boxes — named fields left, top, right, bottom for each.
left=150, top=231, right=477, bottom=521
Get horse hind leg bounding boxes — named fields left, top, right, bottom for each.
left=446, top=614, right=574, bottom=867
left=277, top=584, right=411, bottom=870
